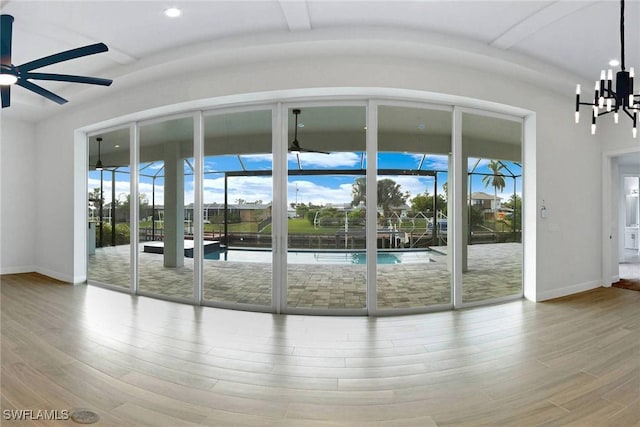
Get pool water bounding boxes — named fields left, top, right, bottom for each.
left=203, top=249, right=435, bottom=264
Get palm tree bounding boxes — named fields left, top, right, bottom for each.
left=481, top=160, right=506, bottom=221
left=351, top=177, right=408, bottom=217
left=351, top=177, right=367, bottom=207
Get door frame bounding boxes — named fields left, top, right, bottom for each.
left=602, top=146, right=640, bottom=287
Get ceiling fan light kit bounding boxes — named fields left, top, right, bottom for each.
left=0, top=14, right=113, bottom=108
left=575, top=0, right=639, bottom=138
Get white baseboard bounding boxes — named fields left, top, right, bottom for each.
left=0, top=265, right=36, bottom=275
left=34, top=266, right=74, bottom=284
left=536, top=280, right=602, bottom=302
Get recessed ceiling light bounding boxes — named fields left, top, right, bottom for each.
left=164, top=7, right=181, bottom=18
left=297, top=123, right=304, bottom=128
left=114, top=144, right=120, bottom=148
left=609, top=59, right=620, bottom=67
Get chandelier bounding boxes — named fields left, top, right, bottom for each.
left=575, top=0, right=638, bottom=138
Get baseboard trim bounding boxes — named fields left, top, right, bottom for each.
left=0, top=265, right=36, bottom=275
left=34, top=267, right=74, bottom=284
left=536, top=280, right=601, bottom=302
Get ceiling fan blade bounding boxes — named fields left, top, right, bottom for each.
left=17, top=79, right=68, bottom=104
left=23, top=72, right=113, bottom=86
left=0, top=15, right=13, bottom=66
left=18, top=43, right=109, bottom=72
left=1, top=85, right=10, bottom=108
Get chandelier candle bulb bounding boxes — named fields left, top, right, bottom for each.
left=608, top=69, right=613, bottom=81
left=576, top=84, right=581, bottom=95
left=615, top=112, right=620, bottom=123
left=575, top=111, right=580, bottom=123
left=607, top=98, right=613, bottom=111
left=599, top=96, right=605, bottom=109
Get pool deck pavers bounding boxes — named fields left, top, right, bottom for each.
left=88, top=243, right=522, bottom=309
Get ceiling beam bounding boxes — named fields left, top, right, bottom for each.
left=278, top=0, right=312, bottom=32
left=491, top=1, right=594, bottom=50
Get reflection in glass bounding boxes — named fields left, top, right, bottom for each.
left=462, top=113, right=523, bottom=303
left=87, top=129, right=131, bottom=289
left=202, top=110, right=273, bottom=306
left=286, top=106, right=367, bottom=310
left=376, top=106, right=452, bottom=309
left=138, top=117, right=194, bottom=299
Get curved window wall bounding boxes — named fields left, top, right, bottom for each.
left=86, top=99, right=524, bottom=314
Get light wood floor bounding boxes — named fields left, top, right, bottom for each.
left=2, top=273, right=639, bottom=426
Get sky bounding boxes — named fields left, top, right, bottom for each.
left=88, top=152, right=522, bottom=208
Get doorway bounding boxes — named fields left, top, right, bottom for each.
left=614, top=153, right=640, bottom=284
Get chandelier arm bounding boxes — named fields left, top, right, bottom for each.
left=622, top=107, right=635, bottom=120
left=597, top=110, right=616, bottom=118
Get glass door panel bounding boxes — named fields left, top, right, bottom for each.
left=286, top=106, right=367, bottom=310
left=138, top=116, right=194, bottom=299
left=87, top=128, right=131, bottom=289
left=202, top=110, right=273, bottom=307
left=461, top=112, right=523, bottom=303
left=376, top=105, right=452, bottom=309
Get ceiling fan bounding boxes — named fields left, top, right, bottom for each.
left=289, top=109, right=329, bottom=154
left=92, top=137, right=117, bottom=171
left=0, top=14, right=113, bottom=108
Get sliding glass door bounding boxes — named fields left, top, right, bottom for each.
left=87, top=128, right=131, bottom=289
left=376, top=105, right=452, bottom=310
left=202, top=109, right=273, bottom=308
left=285, top=106, right=367, bottom=311
left=138, top=116, right=194, bottom=300
left=461, top=112, right=523, bottom=303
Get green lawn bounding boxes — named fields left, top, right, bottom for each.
left=139, top=217, right=454, bottom=235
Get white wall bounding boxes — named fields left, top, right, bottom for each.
left=9, top=41, right=603, bottom=299
left=1, top=118, right=37, bottom=274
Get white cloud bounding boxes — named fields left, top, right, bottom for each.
left=288, top=179, right=353, bottom=206
left=203, top=176, right=273, bottom=204
left=291, top=152, right=361, bottom=168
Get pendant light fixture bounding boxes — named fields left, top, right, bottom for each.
left=95, top=137, right=104, bottom=171
left=575, top=0, right=639, bottom=138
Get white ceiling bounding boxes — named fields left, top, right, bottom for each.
left=1, top=0, right=640, bottom=121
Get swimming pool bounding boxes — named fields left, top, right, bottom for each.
left=203, top=249, right=435, bottom=264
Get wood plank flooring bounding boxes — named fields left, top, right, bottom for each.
left=1, top=272, right=639, bottom=426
